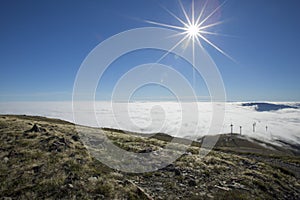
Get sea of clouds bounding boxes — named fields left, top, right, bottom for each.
left=0, top=101, right=299, bottom=144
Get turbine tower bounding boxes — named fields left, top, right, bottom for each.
left=253, top=122, right=256, bottom=132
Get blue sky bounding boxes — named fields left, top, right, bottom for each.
left=0, top=0, right=300, bottom=102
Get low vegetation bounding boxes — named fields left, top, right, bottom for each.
left=0, top=115, right=299, bottom=199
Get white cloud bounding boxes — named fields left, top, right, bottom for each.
left=0, top=101, right=299, bottom=144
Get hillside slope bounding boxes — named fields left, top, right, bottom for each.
left=0, top=115, right=299, bottom=199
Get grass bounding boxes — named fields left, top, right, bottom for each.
left=0, top=115, right=150, bottom=199
left=0, top=115, right=299, bottom=199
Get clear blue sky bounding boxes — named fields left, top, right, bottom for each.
left=0, top=0, right=300, bottom=102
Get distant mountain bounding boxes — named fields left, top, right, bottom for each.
left=241, top=102, right=298, bottom=112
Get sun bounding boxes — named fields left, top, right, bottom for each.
left=145, top=0, right=233, bottom=60
left=186, top=24, right=200, bottom=37
left=144, top=0, right=234, bottom=89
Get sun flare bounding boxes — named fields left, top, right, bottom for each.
left=144, top=0, right=234, bottom=90
left=186, top=24, right=200, bottom=37
left=145, top=0, right=232, bottom=61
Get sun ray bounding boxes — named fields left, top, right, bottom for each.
left=192, top=33, right=196, bottom=90
left=198, top=0, right=227, bottom=27
left=160, top=5, right=188, bottom=27
left=199, top=20, right=224, bottom=30
left=195, top=35, right=203, bottom=49
left=192, top=0, right=195, bottom=25
left=195, top=0, right=208, bottom=25
left=179, top=0, right=192, bottom=26
left=199, top=30, right=221, bottom=36
left=156, top=34, right=190, bottom=63
left=165, top=31, right=189, bottom=39
left=145, top=20, right=186, bottom=31
left=198, top=34, right=235, bottom=62
left=144, top=0, right=235, bottom=74
left=199, top=30, right=236, bottom=38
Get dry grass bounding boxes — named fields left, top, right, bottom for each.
left=0, top=115, right=299, bottom=199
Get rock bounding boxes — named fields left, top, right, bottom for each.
left=183, top=152, right=192, bottom=156
left=198, top=192, right=206, bottom=196
left=95, top=194, right=105, bottom=199
left=49, top=142, right=66, bottom=152
left=188, top=178, right=197, bottom=187
left=249, top=164, right=258, bottom=170
left=26, top=124, right=44, bottom=133
left=228, top=182, right=247, bottom=190
left=139, top=148, right=153, bottom=153
left=215, top=185, right=230, bottom=191
left=59, top=137, right=69, bottom=145
left=3, top=157, right=9, bottom=163
left=125, top=179, right=154, bottom=200
left=88, top=176, right=98, bottom=183
left=68, top=184, right=74, bottom=188
left=174, top=168, right=181, bottom=176
left=71, top=135, right=80, bottom=141
left=179, top=183, right=185, bottom=187
left=65, top=172, right=80, bottom=183
left=164, top=164, right=175, bottom=172
left=156, top=182, right=163, bottom=186
left=32, top=165, right=43, bottom=173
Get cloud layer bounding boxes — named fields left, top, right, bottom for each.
left=0, top=101, right=299, bottom=144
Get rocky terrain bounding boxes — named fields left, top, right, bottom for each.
left=0, top=115, right=299, bottom=199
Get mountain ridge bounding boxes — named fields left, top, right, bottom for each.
left=0, top=115, right=299, bottom=199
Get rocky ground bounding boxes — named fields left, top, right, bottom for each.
left=0, top=115, right=299, bottom=199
